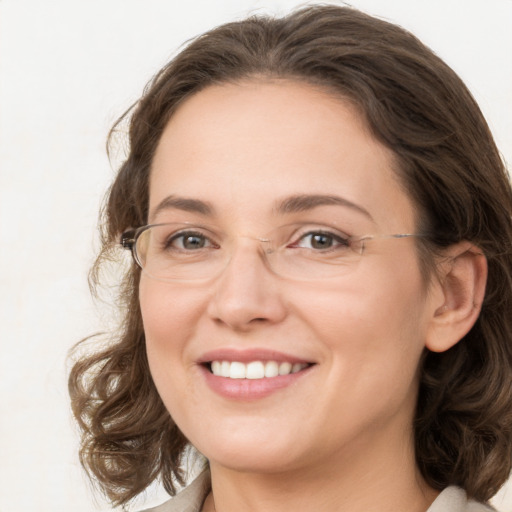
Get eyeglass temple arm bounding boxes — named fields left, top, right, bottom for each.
left=121, top=230, right=136, bottom=250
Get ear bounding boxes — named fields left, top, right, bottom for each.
left=425, top=241, right=487, bottom=353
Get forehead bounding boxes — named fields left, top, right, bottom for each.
left=149, top=79, right=415, bottom=232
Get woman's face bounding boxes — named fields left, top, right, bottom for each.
left=140, top=80, right=438, bottom=475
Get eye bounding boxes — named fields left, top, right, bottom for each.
left=293, top=231, right=350, bottom=250
left=167, top=231, right=214, bottom=250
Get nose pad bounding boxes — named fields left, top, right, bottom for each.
left=206, top=243, right=287, bottom=331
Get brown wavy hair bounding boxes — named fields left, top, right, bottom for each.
left=69, top=4, right=512, bottom=507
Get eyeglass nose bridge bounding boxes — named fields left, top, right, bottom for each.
left=223, top=233, right=313, bottom=280
left=253, top=235, right=275, bottom=254
left=183, top=233, right=283, bottom=283
left=222, top=234, right=279, bottom=268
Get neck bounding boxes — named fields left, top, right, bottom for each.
left=203, top=429, right=438, bottom=512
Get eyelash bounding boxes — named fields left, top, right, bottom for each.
left=290, top=230, right=351, bottom=251
left=166, top=231, right=217, bottom=250
left=164, top=228, right=351, bottom=252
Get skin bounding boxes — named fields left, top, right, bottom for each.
left=140, top=80, right=485, bottom=512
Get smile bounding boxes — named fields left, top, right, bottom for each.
left=198, top=349, right=315, bottom=399
left=210, top=360, right=310, bottom=379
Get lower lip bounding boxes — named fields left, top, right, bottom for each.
left=200, top=365, right=312, bottom=400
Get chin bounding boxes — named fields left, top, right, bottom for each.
left=189, top=425, right=308, bottom=474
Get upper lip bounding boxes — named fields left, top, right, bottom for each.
left=197, top=348, right=314, bottom=365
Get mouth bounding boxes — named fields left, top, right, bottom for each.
left=197, top=349, right=315, bottom=399
left=207, top=360, right=312, bottom=379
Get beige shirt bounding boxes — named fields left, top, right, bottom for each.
left=141, top=471, right=495, bottom=512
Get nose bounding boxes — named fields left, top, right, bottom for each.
left=207, top=242, right=288, bottom=331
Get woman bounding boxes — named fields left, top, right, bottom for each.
left=69, top=5, right=512, bottom=512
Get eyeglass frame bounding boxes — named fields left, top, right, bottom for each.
left=120, top=222, right=429, bottom=282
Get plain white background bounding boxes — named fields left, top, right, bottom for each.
left=0, top=1, right=511, bottom=511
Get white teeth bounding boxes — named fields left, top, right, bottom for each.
left=246, top=361, right=265, bottom=379
left=292, top=363, right=306, bottom=374
left=220, top=361, right=230, bottom=378
left=211, top=361, right=221, bottom=375
left=278, top=362, right=292, bottom=375
left=264, top=361, right=279, bottom=378
left=210, top=360, right=309, bottom=379
left=230, top=361, right=246, bottom=379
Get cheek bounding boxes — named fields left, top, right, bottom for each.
left=298, top=256, right=429, bottom=387
left=139, top=279, right=207, bottom=401
left=139, top=279, right=216, bottom=434
left=139, top=278, right=204, bottom=347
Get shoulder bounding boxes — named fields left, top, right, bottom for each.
left=139, top=470, right=211, bottom=512
left=140, top=478, right=495, bottom=512
left=427, top=486, right=495, bottom=512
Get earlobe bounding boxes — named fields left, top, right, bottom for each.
left=425, top=242, right=487, bottom=353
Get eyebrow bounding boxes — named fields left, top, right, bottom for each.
left=276, top=194, right=373, bottom=220
left=151, top=195, right=214, bottom=219
left=151, top=193, right=373, bottom=221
